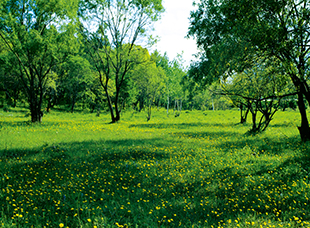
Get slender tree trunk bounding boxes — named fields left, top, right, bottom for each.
left=241, top=107, right=250, bottom=124
left=167, top=94, right=169, bottom=115
left=114, top=85, right=120, bottom=122
left=251, top=112, right=257, bottom=131
left=180, top=99, right=182, bottom=112
left=71, top=96, right=76, bottom=113
left=240, top=104, right=245, bottom=123
left=104, top=87, right=116, bottom=123
left=147, top=103, right=152, bottom=121
left=173, top=99, right=177, bottom=115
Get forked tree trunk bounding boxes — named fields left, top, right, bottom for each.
left=240, top=103, right=250, bottom=124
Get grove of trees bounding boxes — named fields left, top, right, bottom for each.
left=188, top=0, right=310, bottom=141
left=1, top=0, right=309, bottom=141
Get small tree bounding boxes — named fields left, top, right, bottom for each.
left=222, top=57, right=296, bottom=133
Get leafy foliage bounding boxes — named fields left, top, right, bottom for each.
left=188, top=0, right=310, bottom=140
left=0, top=0, right=79, bottom=122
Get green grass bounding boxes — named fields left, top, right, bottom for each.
left=0, top=108, right=310, bottom=227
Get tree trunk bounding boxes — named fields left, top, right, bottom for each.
left=290, top=74, right=310, bottom=141
left=167, top=95, right=169, bottom=116
left=104, top=87, right=116, bottom=123
left=30, top=98, right=42, bottom=123
left=240, top=104, right=246, bottom=123
left=147, top=103, right=152, bottom=121
left=251, top=112, right=257, bottom=132
left=179, top=99, right=182, bottom=112
left=297, top=91, right=310, bottom=141
left=71, top=96, right=76, bottom=113
left=114, top=89, right=121, bottom=122
left=27, top=81, right=43, bottom=123
left=139, top=95, right=144, bottom=112
left=249, top=105, right=258, bottom=133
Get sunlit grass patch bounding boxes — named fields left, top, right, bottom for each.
left=0, top=109, right=309, bottom=227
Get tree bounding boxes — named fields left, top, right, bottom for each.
left=0, top=0, right=79, bottom=122
left=221, top=57, right=296, bottom=132
left=188, top=0, right=310, bottom=141
left=81, top=0, right=164, bottom=123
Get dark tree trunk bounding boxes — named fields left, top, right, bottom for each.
left=71, top=96, right=76, bottom=113
left=30, top=98, right=42, bottom=123
left=114, top=89, right=121, bottom=122
left=28, top=80, right=44, bottom=123
left=107, top=93, right=116, bottom=123
left=147, top=104, right=152, bottom=121
left=251, top=111, right=257, bottom=132
left=297, top=91, right=310, bottom=141
left=139, top=95, right=144, bottom=112
left=240, top=103, right=250, bottom=124
left=290, top=74, right=310, bottom=141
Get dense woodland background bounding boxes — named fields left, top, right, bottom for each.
left=1, top=0, right=310, bottom=140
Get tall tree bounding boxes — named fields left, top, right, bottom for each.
left=81, top=0, right=164, bottom=123
left=188, top=0, right=310, bottom=141
left=0, top=0, right=79, bottom=122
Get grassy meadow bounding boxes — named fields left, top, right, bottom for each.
left=0, top=108, right=310, bottom=227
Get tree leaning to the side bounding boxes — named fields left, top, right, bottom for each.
left=0, top=0, right=79, bottom=122
left=188, top=0, right=310, bottom=141
left=80, top=0, right=164, bottom=123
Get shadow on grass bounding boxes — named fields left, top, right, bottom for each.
left=129, top=122, right=237, bottom=130
left=0, top=120, right=33, bottom=129
left=1, top=136, right=310, bottom=227
left=0, top=118, right=100, bottom=129
left=0, top=138, right=169, bottom=163
left=172, top=130, right=242, bottom=140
